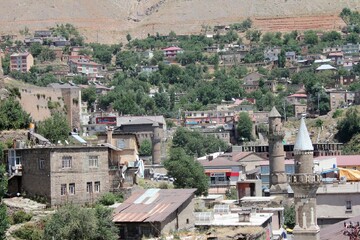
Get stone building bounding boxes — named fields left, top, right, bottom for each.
left=5, top=131, right=141, bottom=206
left=289, top=117, right=321, bottom=240
left=6, top=146, right=110, bottom=206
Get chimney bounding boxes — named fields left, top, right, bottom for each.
left=106, top=127, right=113, bottom=144
left=238, top=209, right=251, bottom=222
left=207, top=155, right=214, bottom=161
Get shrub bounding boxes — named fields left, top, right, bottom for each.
left=13, top=223, right=43, bottom=240
left=98, top=192, right=123, bottom=206
left=332, top=109, right=343, bottom=118
left=12, top=210, right=32, bottom=224
left=225, top=187, right=238, bottom=200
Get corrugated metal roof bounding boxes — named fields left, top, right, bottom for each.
left=113, top=189, right=196, bottom=223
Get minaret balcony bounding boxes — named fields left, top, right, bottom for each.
left=288, top=173, right=321, bottom=185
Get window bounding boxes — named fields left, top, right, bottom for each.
left=86, top=182, right=93, bottom=193
left=62, top=156, right=72, bottom=169
left=346, top=201, right=352, bottom=211
left=94, top=181, right=100, bottom=192
left=69, top=183, right=75, bottom=195
left=61, top=184, right=67, bottom=196
left=88, top=156, right=98, bottom=168
left=39, top=159, right=45, bottom=170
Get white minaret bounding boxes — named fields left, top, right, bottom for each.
left=289, top=117, right=321, bottom=240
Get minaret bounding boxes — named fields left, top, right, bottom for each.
left=289, top=117, right=321, bottom=240
left=268, top=106, right=287, bottom=194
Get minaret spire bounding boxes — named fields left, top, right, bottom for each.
left=289, top=116, right=321, bottom=240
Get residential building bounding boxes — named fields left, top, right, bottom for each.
left=317, top=182, right=360, bottom=228
left=294, top=104, right=307, bottom=118
left=264, top=46, right=281, bottom=62
left=286, top=51, right=296, bottom=61
left=184, top=110, right=235, bottom=126
left=10, top=52, right=34, bottom=72
left=219, top=51, right=248, bottom=64
left=287, top=93, right=308, bottom=105
left=328, top=52, right=344, bottom=65
left=198, top=156, right=244, bottom=194
left=5, top=146, right=110, bottom=206
left=24, top=38, right=43, bottom=46
left=327, top=90, right=354, bottom=110
left=320, top=215, right=360, bottom=240
left=322, top=46, right=342, bottom=54
left=336, top=75, right=358, bottom=86
left=113, top=189, right=196, bottom=240
left=242, top=72, right=265, bottom=93
left=163, top=46, right=183, bottom=58
left=140, top=65, right=159, bottom=73
left=69, top=57, right=101, bottom=76
left=231, top=151, right=266, bottom=173
left=315, top=155, right=360, bottom=171
left=342, top=43, right=360, bottom=55
left=34, top=30, right=52, bottom=38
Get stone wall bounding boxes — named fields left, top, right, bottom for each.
left=49, top=147, right=109, bottom=206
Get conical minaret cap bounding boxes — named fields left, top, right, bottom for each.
left=294, top=117, right=314, bottom=151
left=269, top=106, right=281, bottom=118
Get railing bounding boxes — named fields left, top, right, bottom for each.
left=209, top=180, right=230, bottom=186
left=288, top=173, right=321, bottom=184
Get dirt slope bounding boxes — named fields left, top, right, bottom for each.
left=0, top=0, right=359, bottom=43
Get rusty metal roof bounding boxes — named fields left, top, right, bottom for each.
left=113, top=188, right=196, bottom=223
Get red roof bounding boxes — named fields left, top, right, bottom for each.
left=163, top=46, right=182, bottom=51
left=328, top=52, right=343, bottom=57
left=315, top=155, right=360, bottom=166
left=257, top=159, right=294, bottom=166
left=288, top=93, right=307, bottom=98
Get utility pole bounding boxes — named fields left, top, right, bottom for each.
left=318, top=92, right=320, bottom=116
left=283, top=100, right=286, bottom=122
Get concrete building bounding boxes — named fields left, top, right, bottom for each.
left=69, top=57, right=101, bottom=77
left=113, top=189, right=196, bottom=239
left=317, top=182, right=360, bottom=228
left=268, top=107, right=288, bottom=194
left=289, top=117, right=321, bottom=240
left=198, top=156, right=244, bottom=195
left=10, top=52, right=34, bottom=72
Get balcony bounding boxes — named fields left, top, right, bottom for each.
left=209, top=180, right=230, bottom=186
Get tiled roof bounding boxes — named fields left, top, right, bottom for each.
left=287, top=93, right=307, bottom=98
left=163, top=46, right=182, bottom=51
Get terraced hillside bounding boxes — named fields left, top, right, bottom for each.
left=0, top=0, right=359, bottom=43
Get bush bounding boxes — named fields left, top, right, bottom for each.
left=12, top=210, right=32, bottom=224
left=225, top=187, right=238, bottom=200
left=332, top=109, right=343, bottom=118
left=98, top=192, right=123, bottom=206
left=13, top=224, right=43, bottom=240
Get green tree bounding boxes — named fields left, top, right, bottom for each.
left=284, top=205, right=295, bottom=229
left=115, top=51, right=140, bottom=72
left=37, top=113, right=70, bottom=143
left=38, top=48, right=56, bottom=62
left=0, top=98, right=31, bottom=130
left=164, top=148, right=208, bottom=196
left=82, top=87, right=97, bottom=109
left=1, top=54, right=10, bottom=75
left=237, top=112, right=253, bottom=141
left=304, top=30, right=319, bottom=45
left=29, top=42, right=43, bottom=57
left=139, top=139, right=152, bottom=156
left=278, top=49, right=286, bottom=68
left=336, top=107, right=360, bottom=143
left=44, top=204, right=118, bottom=240
left=0, top=164, right=9, bottom=240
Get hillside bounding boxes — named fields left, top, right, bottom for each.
left=0, top=0, right=359, bottom=43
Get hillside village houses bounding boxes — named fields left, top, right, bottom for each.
left=3, top=24, right=360, bottom=239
